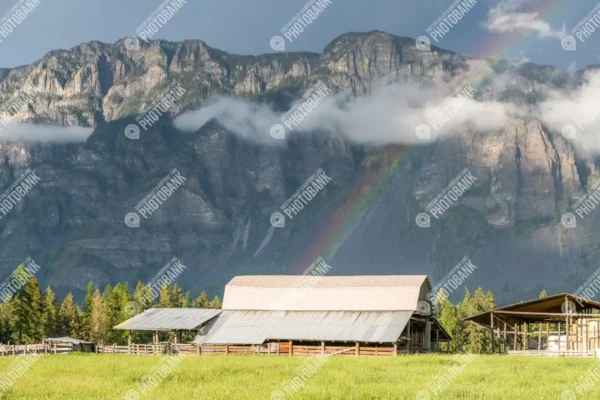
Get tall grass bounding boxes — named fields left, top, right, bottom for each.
left=0, top=354, right=597, bottom=399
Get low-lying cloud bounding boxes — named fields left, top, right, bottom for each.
left=540, top=70, right=600, bottom=153
left=173, top=64, right=600, bottom=154
left=174, top=72, right=515, bottom=145
left=0, top=123, right=94, bottom=142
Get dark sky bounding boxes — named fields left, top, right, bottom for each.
left=0, top=0, right=598, bottom=69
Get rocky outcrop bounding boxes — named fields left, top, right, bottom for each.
left=0, top=31, right=596, bottom=303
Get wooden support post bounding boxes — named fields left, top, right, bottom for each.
left=289, top=340, right=293, bottom=357
left=538, top=324, right=542, bottom=350
left=197, top=345, right=200, bottom=355
left=584, top=319, right=588, bottom=351
left=393, top=343, right=398, bottom=356
left=513, top=323, right=518, bottom=351
left=503, top=322, right=507, bottom=353
left=406, top=320, right=411, bottom=352
left=490, top=313, right=495, bottom=354
left=523, top=323, right=528, bottom=350
left=546, top=323, right=549, bottom=351
left=225, top=345, right=229, bottom=355
left=558, top=322, right=562, bottom=351
left=321, top=341, right=325, bottom=355
left=355, top=342, right=359, bottom=357
left=566, top=316, right=570, bottom=352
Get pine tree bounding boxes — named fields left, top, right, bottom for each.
left=82, top=282, right=95, bottom=338
left=157, top=284, right=173, bottom=308
left=58, top=293, right=82, bottom=338
left=171, top=284, right=184, bottom=308
left=25, top=277, right=44, bottom=341
left=0, top=299, right=14, bottom=344
left=41, top=285, right=59, bottom=338
left=89, top=289, right=110, bottom=344
left=194, top=291, right=210, bottom=308
left=133, top=281, right=152, bottom=311
left=182, top=291, right=192, bottom=308
left=209, top=295, right=222, bottom=309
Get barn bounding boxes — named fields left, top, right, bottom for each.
left=115, top=275, right=450, bottom=356
left=195, top=275, right=449, bottom=355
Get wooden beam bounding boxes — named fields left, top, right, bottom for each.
left=493, top=311, right=595, bottom=317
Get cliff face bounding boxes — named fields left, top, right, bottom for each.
left=0, top=31, right=597, bottom=303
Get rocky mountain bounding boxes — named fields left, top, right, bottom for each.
left=0, top=31, right=598, bottom=304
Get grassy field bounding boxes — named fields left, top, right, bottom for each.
left=0, top=353, right=599, bottom=399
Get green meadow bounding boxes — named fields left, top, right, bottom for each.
left=0, top=354, right=598, bottom=399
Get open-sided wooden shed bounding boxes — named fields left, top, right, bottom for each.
left=465, top=293, right=600, bottom=356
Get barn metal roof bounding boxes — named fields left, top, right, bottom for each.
left=193, top=310, right=413, bottom=345
left=114, top=308, right=222, bottom=331
left=222, top=275, right=431, bottom=312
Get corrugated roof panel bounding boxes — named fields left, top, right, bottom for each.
left=194, top=310, right=412, bottom=345
left=114, top=308, right=222, bottom=331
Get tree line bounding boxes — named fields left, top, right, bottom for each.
left=0, top=266, right=221, bottom=345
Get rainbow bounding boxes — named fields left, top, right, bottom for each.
left=291, top=0, right=568, bottom=274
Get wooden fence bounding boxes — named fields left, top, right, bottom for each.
left=0, top=342, right=398, bottom=357
left=96, top=344, right=163, bottom=355
left=0, top=343, right=73, bottom=356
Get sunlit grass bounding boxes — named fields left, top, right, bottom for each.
left=0, top=353, right=598, bottom=399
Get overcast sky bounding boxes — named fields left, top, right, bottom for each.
left=0, top=0, right=599, bottom=69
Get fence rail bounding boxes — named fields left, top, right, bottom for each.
left=0, top=343, right=73, bottom=356
left=0, top=342, right=398, bottom=357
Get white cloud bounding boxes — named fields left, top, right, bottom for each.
left=483, top=0, right=565, bottom=39
left=539, top=70, right=600, bottom=153
left=0, top=123, right=94, bottom=142
left=174, top=71, right=514, bottom=146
